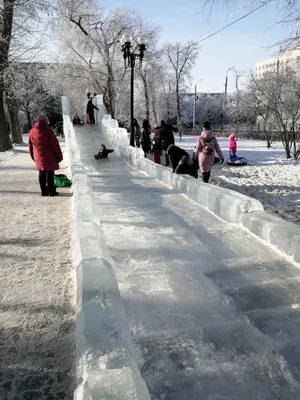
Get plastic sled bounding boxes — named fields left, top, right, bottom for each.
left=227, top=156, right=248, bottom=166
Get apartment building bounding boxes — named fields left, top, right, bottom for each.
left=255, top=47, right=300, bottom=78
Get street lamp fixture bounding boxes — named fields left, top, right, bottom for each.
left=221, top=66, right=235, bottom=131
left=193, top=78, right=204, bottom=130
left=121, top=31, right=147, bottom=146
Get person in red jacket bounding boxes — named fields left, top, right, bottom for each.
left=28, top=114, right=63, bottom=196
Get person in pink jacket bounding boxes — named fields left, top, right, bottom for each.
left=229, top=133, right=237, bottom=158
left=195, top=121, right=224, bottom=183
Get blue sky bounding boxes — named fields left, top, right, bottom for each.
left=102, top=0, right=290, bottom=93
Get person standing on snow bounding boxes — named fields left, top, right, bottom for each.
left=159, top=120, right=178, bottom=166
left=133, top=118, right=141, bottom=148
left=141, top=119, right=151, bottom=157
left=229, top=133, right=237, bottom=158
left=195, top=121, right=224, bottom=183
left=86, top=99, right=99, bottom=124
left=28, top=114, right=63, bottom=196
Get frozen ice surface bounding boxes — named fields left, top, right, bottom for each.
left=73, top=124, right=300, bottom=399
left=75, top=368, right=150, bottom=400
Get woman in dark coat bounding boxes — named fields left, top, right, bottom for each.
left=167, top=144, right=197, bottom=178
left=141, top=119, right=151, bottom=158
left=159, top=120, right=178, bottom=166
left=28, top=114, right=63, bottom=196
left=86, top=99, right=99, bottom=124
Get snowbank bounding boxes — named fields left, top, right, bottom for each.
left=62, top=97, right=150, bottom=400
left=100, top=111, right=300, bottom=266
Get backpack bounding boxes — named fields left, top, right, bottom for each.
left=200, top=136, right=215, bottom=155
left=54, top=174, right=72, bottom=188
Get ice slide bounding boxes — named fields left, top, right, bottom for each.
left=74, top=125, right=300, bottom=400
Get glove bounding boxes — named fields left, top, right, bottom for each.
left=220, top=159, right=224, bottom=164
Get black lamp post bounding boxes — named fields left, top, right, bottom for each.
left=121, top=31, right=147, bottom=147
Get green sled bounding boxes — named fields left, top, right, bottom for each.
left=54, top=174, right=72, bottom=188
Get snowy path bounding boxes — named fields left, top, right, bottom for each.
left=77, top=126, right=300, bottom=400
left=0, top=142, right=75, bottom=399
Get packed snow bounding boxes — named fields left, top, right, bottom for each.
left=0, top=136, right=75, bottom=398
left=176, top=136, right=300, bottom=225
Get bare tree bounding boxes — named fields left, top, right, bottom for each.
left=163, top=41, right=199, bottom=125
left=243, top=81, right=273, bottom=148
left=0, top=0, right=53, bottom=151
left=0, top=0, right=15, bottom=151
left=57, top=2, right=154, bottom=119
left=249, top=68, right=300, bottom=158
left=202, top=1, right=300, bottom=31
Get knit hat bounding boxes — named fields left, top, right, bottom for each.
left=38, top=114, right=49, bottom=124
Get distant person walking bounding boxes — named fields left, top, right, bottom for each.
left=141, top=119, right=151, bottom=157
left=28, top=114, right=63, bottom=196
left=159, top=120, right=178, bottom=166
left=133, top=118, right=141, bottom=148
left=195, top=121, right=224, bottom=183
left=86, top=99, right=99, bottom=124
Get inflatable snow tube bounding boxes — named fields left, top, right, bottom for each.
left=227, top=156, right=248, bottom=166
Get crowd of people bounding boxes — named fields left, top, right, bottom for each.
left=28, top=99, right=229, bottom=197
left=132, top=119, right=225, bottom=183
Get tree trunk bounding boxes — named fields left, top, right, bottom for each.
left=263, top=127, right=271, bottom=148
left=7, top=100, right=22, bottom=144
left=142, top=74, right=150, bottom=121
left=282, top=132, right=291, bottom=158
left=292, top=127, right=297, bottom=158
left=0, top=0, right=15, bottom=151
left=108, top=83, right=115, bottom=119
left=176, top=81, right=181, bottom=125
left=0, top=90, right=12, bottom=151
left=106, top=62, right=115, bottom=119
left=151, top=92, right=158, bottom=126
left=26, top=109, right=32, bottom=130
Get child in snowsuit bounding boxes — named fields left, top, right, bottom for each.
left=94, top=144, right=114, bottom=160
left=152, top=133, right=161, bottom=164
left=229, top=133, right=237, bottom=158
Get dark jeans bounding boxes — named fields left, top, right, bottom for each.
left=89, top=113, right=95, bottom=124
left=39, top=170, right=55, bottom=195
left=165, top=152, right=170, bottom=166
left=202, top=170, right=211, bottom=183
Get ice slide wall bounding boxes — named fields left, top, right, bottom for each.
left=95, top=96, right=300, bottom=267
left=61, top=96, right=151, bottom=400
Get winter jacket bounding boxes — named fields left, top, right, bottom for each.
left=141, top=127, right=151, bottom=153
left=86, top=100, right=99, bottom=115
left=229, top=134, right=237, bottom=153
left=159, top=124, right=178, bottom=151
left=167, top=144, right=189, bottom=172
left=29, top=121, right=63, bottom=171
left=195, top=129, right=223, bottom=173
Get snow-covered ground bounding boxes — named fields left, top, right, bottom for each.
left=0, top=134, right=75, bottom=398
left=0, top=140, right=28, bottom=163
left=176, top=136, right=300, bottom=225
left=0, top=134, right=66, bottom=164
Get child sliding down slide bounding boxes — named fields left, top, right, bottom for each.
left=94, top=144, right=114, bottom=160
